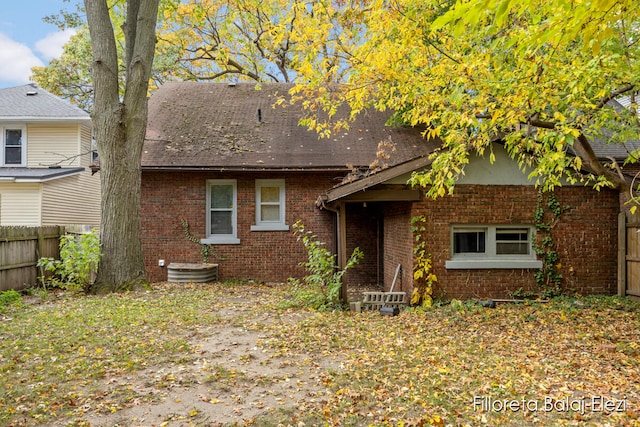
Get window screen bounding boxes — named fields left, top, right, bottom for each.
left=496, top=228, right=530, bottom=255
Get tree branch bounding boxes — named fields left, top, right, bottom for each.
left=476, top=112, right=630, bottom=192
left=595, top=84, right=635, bottom=110
left=124, top=0, right=141, bottom=67
left=574, top=133, right=628, bottom=192
left=42, top=150, right=96, bottom=167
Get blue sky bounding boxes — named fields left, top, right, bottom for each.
left=0, top=0, right=79, bottom=88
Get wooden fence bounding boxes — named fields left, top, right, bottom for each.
left=0, top=226, right=66, bottom=291
left=619, top=211, right=640, bottom=298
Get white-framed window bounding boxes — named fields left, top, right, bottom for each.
left=251, top=179, right=289, bottom=231
left=202, top=179, right=240, bottom=244
left=445, top=225, right=542, bottom=269
left=1, top=126, right=26, bottom=166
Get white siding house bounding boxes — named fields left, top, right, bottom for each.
left=0, top=84, right=100, bottom=227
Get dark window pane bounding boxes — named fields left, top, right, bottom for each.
left=5, top=147, right=21, bottom=164
left=6, top=130, right=21, bottom=146
left=5, top=129, right=21, bottom=164
left=496, top=231, right=528, bottom=241
left=454, top=231, right=485, bottom=253
left=211, top=211, right=232, bottom=234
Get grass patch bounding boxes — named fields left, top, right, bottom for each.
left=0, top=283, right=224, bottom=425
left=0, top=290, right=22, bottom=313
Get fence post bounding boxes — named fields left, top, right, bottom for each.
left=36, top=227, right=45, bottom=285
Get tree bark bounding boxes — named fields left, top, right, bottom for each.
left=574, top=134, right=630, bottom=194
left=85, top=0, right=160, bottom=293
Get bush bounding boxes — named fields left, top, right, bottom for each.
left=37, top=230, right=101, bottom=292
left=288, top=220, right=363, bottom=310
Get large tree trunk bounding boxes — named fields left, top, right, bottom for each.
left=85, top=0, right=160, bottom=293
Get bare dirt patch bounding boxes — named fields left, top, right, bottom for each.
left=74, top=286, right=337, bottom=427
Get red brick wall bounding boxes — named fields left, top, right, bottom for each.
left=344, top=203, right=382, bottom=287
left=143, top=172, right=619, bottom=300
left=381, top=202, right=414, bottom=294
left=141, top=171, right=336, bottom=283
left=409, top=185, right=619, bottom=299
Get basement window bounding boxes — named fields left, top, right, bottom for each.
left=445, top=225, right=542, bottom=269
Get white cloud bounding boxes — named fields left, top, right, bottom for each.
left=35, top=28, right=77, bottom=61
left=0, top=33, right=44, bottom=85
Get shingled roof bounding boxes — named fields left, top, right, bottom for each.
left=142, top=82, right=433, bottom=171
left=0, top=83, right=89, bottom=121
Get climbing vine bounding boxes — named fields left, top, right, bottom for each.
left=533, top=192, right=569, bottom=298
left=410, top=215, right=437, bottom=308
left=180, top=218, right=221, bottom=263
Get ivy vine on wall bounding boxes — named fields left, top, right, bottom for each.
left=533, top=192, right=570, bottom=298
left=180, top=218, right=221, bottom=263
left=410, top=215, right=437, bottom=308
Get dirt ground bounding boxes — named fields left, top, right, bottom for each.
left=72, top=288, right=344, bottom=427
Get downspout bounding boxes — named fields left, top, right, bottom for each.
left=316, top=195, right=348, bottom=303
left=317, top=195, right=339, bottom=255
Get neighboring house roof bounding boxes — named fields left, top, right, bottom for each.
left=0, top=84, right=90, bottom=122
left=142, top=82, right=434, bottom=171
left=0, top=167, right=84, bottom=182
left=587, top=99, right=640, bottom=161
left=589, top=138, right=640, bottom=161
left=617, top=95, right=639, bottom=118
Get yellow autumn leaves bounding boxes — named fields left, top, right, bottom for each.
left=291, top=0, right=639, bottom=196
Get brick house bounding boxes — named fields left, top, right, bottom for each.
left=141, top=82, right=621, bottom=299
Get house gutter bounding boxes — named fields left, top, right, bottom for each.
left=0, top=167, right=85, bottom=182
left=141, top=165, right=353, bottom=173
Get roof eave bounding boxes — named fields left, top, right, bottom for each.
left=320, top=155, right=433, bottom=205
left=0, top=167, right=85, bottom=182
left=0, top=117, right=91, bottom=124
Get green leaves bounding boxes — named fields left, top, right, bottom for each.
left=289, top=220, right=364, bottom=310
left=37, top=230, right=101, bottom=292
